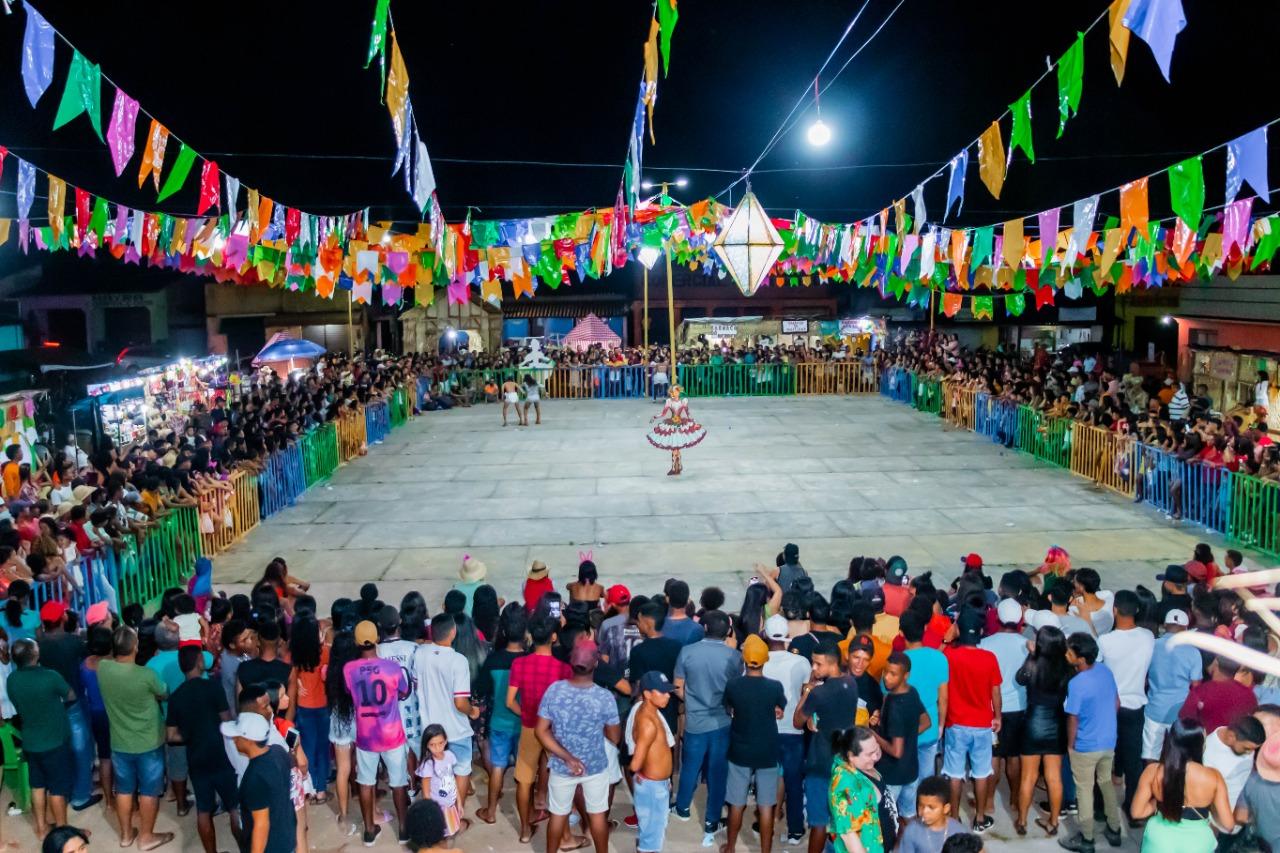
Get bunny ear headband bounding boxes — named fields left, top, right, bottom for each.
left=578, top=550, right=594, bottom=563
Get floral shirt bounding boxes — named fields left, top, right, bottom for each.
left=829, top=760, right=883, bottom=853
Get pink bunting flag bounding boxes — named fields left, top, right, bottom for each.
left=382, top=284, right=403, bottom=305
left=223, top=233, right=249, bottom=268
left=387, top=251, right=409, bottom=275
left=112, top=204, right=129, bottom=246
left=447, top=276, right=470, bottom=305
left=1037, top=207, right=1060, bottom=263
left=106, top=88, right=139, bottom=176
left=1222, top=198, right=1254, bottom=257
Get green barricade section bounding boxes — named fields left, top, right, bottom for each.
left=1225, top=471, right=1280, bottom=558
left=676, top=363, right=795, bottom=397
left=116, top=506, right=203, bottom=610
left=301, top=421, right=340, bottom=486
left=1014, top=405, right=1073, bottom=468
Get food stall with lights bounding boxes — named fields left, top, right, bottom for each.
left=83, top=355, right=228, bottom=446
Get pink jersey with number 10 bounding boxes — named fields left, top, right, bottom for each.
left=343, top=657, right=408, bottom=752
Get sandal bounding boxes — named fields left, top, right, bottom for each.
left=1014, top=819, right=1027, bottom=836
left=1035, top=817, right=1059, bottom=836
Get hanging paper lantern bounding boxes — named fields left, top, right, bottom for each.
left=711, top=191, right=784, bottom=297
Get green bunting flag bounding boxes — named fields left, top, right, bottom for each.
left=155, top=143, right=198, bottom=202
left=1006, top=292, right=1026, bottom=316
left=1010, top=91, right=1035, bottom=162
left=657, top=0, right=679, bottom=77
left=367, top=0, right=390, bottom=67
left=52, top=51, right=104, bottom=141
left=1168, top=155, right=1205, bottom=231
left=1056, top=32, right=1085, bottom=138
left=1252, top=217, right=1280, bottom=271
left=89, top=196, right=108, bottom=242
left=972, top=226, right=994, bottom=268
left=972, top=295, right=994, bottom=319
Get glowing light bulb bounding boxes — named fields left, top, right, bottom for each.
left=807, top=119, right=832, bottom=147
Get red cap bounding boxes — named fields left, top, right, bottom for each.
left=1183, top=560, right=1208, bottom=582
left=605, top=584, right=631, bottom=608
left=39, top=600, right=68, bottom=623
left=963, top=553, right=984, bottom=570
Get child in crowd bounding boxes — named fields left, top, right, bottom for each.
left=522, top=561, right=554, bottom=613
left=417, top=724, right=467, bottom=838
left=897, top=775, right=966, bottom=852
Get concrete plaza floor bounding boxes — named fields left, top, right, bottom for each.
left=15, top=396, right=1247, bottom=851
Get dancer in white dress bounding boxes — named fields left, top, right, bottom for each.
left=647, top=385, right=707, bottom=476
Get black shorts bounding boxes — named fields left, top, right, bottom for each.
left=89, top=710, right=111, bottom=760
left=26, top=743, right=74, bottom=797
left=993, top=711, right=1026, bottom=759
left=190, top=766, right=239, bottom=815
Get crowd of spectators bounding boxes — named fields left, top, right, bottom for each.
left=2, top=536, right=1278, bottom=852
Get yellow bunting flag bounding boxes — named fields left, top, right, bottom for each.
left=0, top=220, right=10, bottom=247
left=47, top=176, right=66, bottom=243
left=386, top=32, right=410, bottom=146
left=1002, top=218, right=1024, bottom=269
left=977, top=121, right=1006, bottom=199
left=1109, top=0, right=1132, bottom=86
left=1099, top=228, right=1124, bottom=278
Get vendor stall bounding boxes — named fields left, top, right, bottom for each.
left=253, top=333, right=326, bottom=378
left=561, top=313, right=622, bottom=352
left=0, top=390, right=49, bottom=464
left=85, top=355, right=228, bottom=446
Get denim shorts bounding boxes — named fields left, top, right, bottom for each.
left=448, top=736, right=473, bottom=777
left=488, top=728, right=519, bottom=769
left=356, top=744, right=409, bottom=788
left=804, top=773, right=830, bottom=826
left=114, top=747, right=166, bottom=797
left=942, top=725, right=994, bottom=780
left=634, top=776, right=671, bottom=852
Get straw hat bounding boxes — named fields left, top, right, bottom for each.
left=72, top=485, right=97, bottom=504
left=460, top=555, right=487, bottom=583
left=528, top=560, right=548, bottom=580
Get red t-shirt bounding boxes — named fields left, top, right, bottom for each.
left=68, top=520, right=93, bottom=552
left=943, top=644, right=1002, bottom=728
left=925, top=614, right=952, bottom=648
left=882, top=584, right=911, bottom=618
left=508, top=652, right=571, bottom=728
left=1179, top=678, right=1257, bottom=733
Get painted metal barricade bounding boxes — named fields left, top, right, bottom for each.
left=365, top=400, right=390, bottom=444
left=912, top=376, right=942, bottom=415
left=301, top=422, right=340, bottom=487
left=1069, top=424, right=1137, bottom=498
left=545, top=365, right=650, bottom=399
left=389, top=386, right=410, bottom=427
left=110, top=506, right=203, bottom=610
left=882, top=368, right=913, bottom=403
left=337, top=407, right=368, bottom=463
left=32, top=549, right=123, bottom=615
left=1015, top=406, right=1073, bottom=468
left=973, top=395, right=1019, bottom=447
left=795, top=361, right=880, bottom=395
left=1225, top=471, right=1280, bottom=557
left=677, top=363, right=795, bottom=397
left=1135, top=445, right=1229, bottom=531
left=198, top=470, right=260, bottom=555
left=942, top=382, right=977, bottom=430
left=258, top=444, right=306, bottom=519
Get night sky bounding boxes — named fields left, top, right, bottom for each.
left=0, top=0, right=1278, bottom=255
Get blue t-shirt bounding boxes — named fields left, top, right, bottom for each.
left=2, top=609, right=40, bottom=644
left=1065, top=664, right=1118, bottom=752
left=1145, top=635, right=1203, bottom=724
left=661, top=618, right=705, bottom=647
left=979, top=631, right=1029, bottom=714
left=903, top=647, right=948, bottom=744
left=146, top=649, right=215, bottom=714
left=537, top=680, right=619, bottom=777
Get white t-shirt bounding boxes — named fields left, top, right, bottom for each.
left=624, top=701, right=675, bottom=751
left=378, top=638, right=422, bottom=741
left=412, top=643, right=472, bottom=742
left=1204, top=726, right=1255, bottom=810
left=174, top=613, right=202, bottom=644
left=763, top=648, right=810, bottom=735
left=1097, top=626, right=1156, bottom=709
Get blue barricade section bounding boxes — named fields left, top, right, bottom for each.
left=259, top=443, right=307, bottom=519
left=366, top=400, right=391, bottom=444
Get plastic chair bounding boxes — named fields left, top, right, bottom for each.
left=0, top=721, right=30, bottom=813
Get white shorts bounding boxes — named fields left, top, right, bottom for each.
left=356, top=743, right=409, bottom=788
left=548, top=771, right=610, bottom=816
left=330, top=713, right=356, bottom=746
left=504, top=392, right=519, bottom=403
left=604, top=742, right=623, bottom=785
left=1142, top=716, right=1171, bottom=761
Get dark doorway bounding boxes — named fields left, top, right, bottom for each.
left=46, top=309, right=88, bottom=351
left=103, top=307, right=151, bottom=350
left=1133, top=316, right=1179, bottom=366
left=220, top=317, right=266, bottom=368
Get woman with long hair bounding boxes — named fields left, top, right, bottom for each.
left=325, top=632, right=361, bottom=835
left=1130, top=718, right=1233, bottom=851
left=2, top=580, right=37, bottom=642
left=1014, top=625, right=1071, bottom=836
left=289, top=611, right=330, bottom=803
left=450, top=612, right=489, bottom=684
left=400, top=591, right=430, bottom=643
left=471, top=585, right=500, bottom=643
left=829, top=726, right=889, bottom=853
left=566, top=560, right=603, bottom=608
left=734, top=568, right=783, bottom=646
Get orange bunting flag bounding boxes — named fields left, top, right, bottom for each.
left=137, top=119, right=169, bottom=190
left=1109, top=0, right=1132, bottom=86
left=1171, top=218, right=1196, bottom=266
left=643, top=18, right=660, bottom=144
left=1119, top=177, right=1149, bottom=238
left=1002, top=218, right=1025, bottom=269
left=977, top=121, right=1006, bottom=199
left=258, top=195, right=274, bottom=240
left=943, top=293, right=963, bottom=317
left=47, top=175, right=66, bottom=243
left=386, top=32, right=410, bottom=146
left=512, top=262, right=534, bottom=298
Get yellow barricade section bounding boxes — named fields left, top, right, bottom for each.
left=1068, top=423, right=1137, bottom=498
left=942, top=382, right=977, bottom=430
left=337, top=406, right=368, bottom=463
left=198, top=470, right=260, bottom=555
left=794, top=362, right=880, bottom=395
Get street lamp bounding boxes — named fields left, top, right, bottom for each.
left=806, top=118, right=832, bottom=147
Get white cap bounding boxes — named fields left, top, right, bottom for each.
left=996, top=598, right=1023, bottom=625
left=1164, top=609, right=1190, bottom=627
left=764, top=614, right=789, bottom=641
left=220, top=712, right=271, bottom=742
left=1028, top=609, right=1062, bottom=630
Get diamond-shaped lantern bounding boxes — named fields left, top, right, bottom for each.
left=711, top=191, right=785, bottom=297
